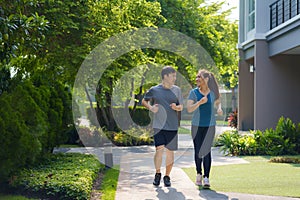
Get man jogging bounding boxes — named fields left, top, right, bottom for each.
left=142, top=66, right=183, bottom=187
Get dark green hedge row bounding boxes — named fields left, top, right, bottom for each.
left=0, top=80, right=75, bottom=180
left=87, top=106, right=151, bottom=130
left=75, top=126, right=153, bottom=147
left=8, top=153, right=103, bottom=200
left=85, top=106, right=153, bottom=146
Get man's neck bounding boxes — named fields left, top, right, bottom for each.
left=162, top=81, right=172, bottom=89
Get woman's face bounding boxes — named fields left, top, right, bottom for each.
left=196, top=73, right=208, bottom=87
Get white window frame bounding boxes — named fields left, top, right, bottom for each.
left=245, top=0, right=255, bottom=40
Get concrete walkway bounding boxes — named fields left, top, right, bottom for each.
left=56, top=126, right=300, bottom=200
left=113, top=134, right=299, bottom=200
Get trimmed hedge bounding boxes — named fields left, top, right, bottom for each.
left=87, top=106, right=151, bottom=130
left=8, top=153, right=104, bottom=200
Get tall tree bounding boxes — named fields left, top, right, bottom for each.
left=150, top=0, right=239, bottom=89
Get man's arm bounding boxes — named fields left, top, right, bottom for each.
left=170, top=103, right=183, bottom=111
left=142, top=99, right=158, bottom=113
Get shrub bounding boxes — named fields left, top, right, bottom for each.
left=106, top=127, right=153, bottom=146
left=227, top=109, right=238, bottom=128
left=0, top=79, right=75, bottom=181
left=253, top=128, right=286, bottom=156
left=275, top=116, right=299, bottom=154
left=87, top=106, right=151, bottom=130
left=77, top=127, right=109, bottom=147
left=0, top=92, right=43, bottom=180
left=215, top=130, right=240, bottom=156
left=270, top=157, right=300, bottom=164
left=9, top=153, right=104, bottom=200
left=216, top=117, right=300, bottom=156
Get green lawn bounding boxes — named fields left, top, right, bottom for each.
left=0, top=195, right=36, bottom=200
left=100, top=166, right=120, bottom=200
left=180, top=120, right=228, bottom=126
left=178, top=126, right=190, bottom=134
left=183, top=156, right=300, bottom=198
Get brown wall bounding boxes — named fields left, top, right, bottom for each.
left=254, top=40, right=300, bottom=130
left=238, top=50, right=254, bottom=130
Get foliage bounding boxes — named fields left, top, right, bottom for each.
left=0, top=0, right=239, bottom=180
left=216, top=117, right=300, bottom=156
left=85, top=0, right=165, bottom=130
left=270, top=156, right=300, bottom=164
left=106, top=127, right=153, bottom=146
left=88, top=106, right=151, bottom=130
left=227, top=109, right=238, bottom=128
left=0, top=194, right=35, bottom=200
left=0, top=92, right=40, bottom=180
left=0, top=79, right=74, bottom=180
left=77, top=127, right=109, bottom=147
left=9, top=153, right=104, bottom=200
left=215, top=130, right=257, bottom=156
left=153, top=0, right=239, bottom=88
left=0, top=0, right=49, bottom=63
left=84, top=0, right=239, bottom=130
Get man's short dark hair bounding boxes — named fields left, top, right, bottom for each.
left=161, top=66, right=176, bottom=80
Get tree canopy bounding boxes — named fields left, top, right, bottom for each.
left=0, top=0, right=239, bottom=178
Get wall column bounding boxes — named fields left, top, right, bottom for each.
left=238, top=50, right=254, bottom=130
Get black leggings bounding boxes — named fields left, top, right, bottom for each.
left=192, top=126, right=215, bottom=178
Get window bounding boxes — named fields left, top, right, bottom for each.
left=247, top=0, right=255, bottom=32
left=245, top=0, right=255, bottom=39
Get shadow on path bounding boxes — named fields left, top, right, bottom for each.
left=155, top=187, right=193, bottom=200
left=199, top=188, right=229, bottom=200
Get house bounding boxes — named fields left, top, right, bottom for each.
left=238, top=0, right=300, bottom=130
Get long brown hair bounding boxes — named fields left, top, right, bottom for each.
left=198, top=69, right=220, bottom=100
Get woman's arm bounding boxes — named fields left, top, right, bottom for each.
left=186, top=96, right=207, bottom=113
left=215, top=98, right=223, bottom=116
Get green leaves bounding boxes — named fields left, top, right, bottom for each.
left=11, top=153, right=104, bottom=200
left=216, top=117, right=300, bottom=156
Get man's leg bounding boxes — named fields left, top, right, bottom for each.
left=153, top=145, right=164, bottom=186
left=165, top=148, right=174, bottom=176
left=162, top=148, right=174, bottom=187
left=154, top=145, right=164, bottom=173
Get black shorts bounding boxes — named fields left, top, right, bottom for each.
left=153, top=129, right=178, bottom=151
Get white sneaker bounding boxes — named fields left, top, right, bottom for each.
left=195, top=174, right=202, bottom=186
left=203, top=177, right=210, bottom=188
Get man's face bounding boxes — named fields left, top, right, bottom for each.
left=164, top=72, right=176, bottom=85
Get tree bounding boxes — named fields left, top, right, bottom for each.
left=150, top=0, right=239, bottom=89
left=82, top=0, right=165, bottom=130
left=0, top=0, right=79, bottom=179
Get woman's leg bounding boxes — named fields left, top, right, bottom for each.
left=203, top=152, right=212, bottom=178
left=202, top=126, right=215, bottom=178
left=192, top=126, right=205, bottom=175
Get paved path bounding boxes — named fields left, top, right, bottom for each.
left=55, top=126, right=300, bottom=200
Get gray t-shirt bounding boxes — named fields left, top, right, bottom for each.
left=143, top=84, right=183, bottom=131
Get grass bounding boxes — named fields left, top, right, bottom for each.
left=100, top=166, right=120, bottom=200
left=183, top=156, right=300, bottom=198
left=0, top=195, right=36, bottom=200
left=58, top=144, right=81, bottom=148
left=180, top=120, right=228, bottom=126
left=178, top=126, right=190, bottom=134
